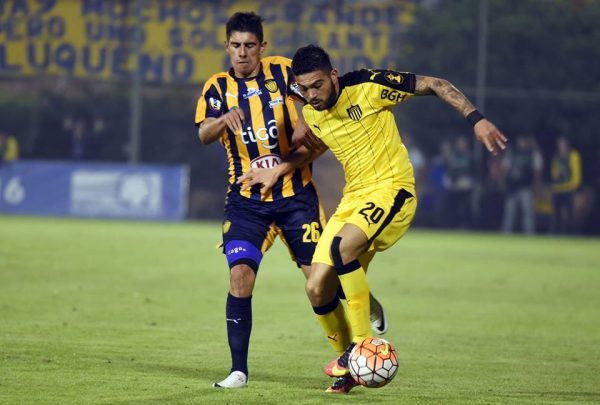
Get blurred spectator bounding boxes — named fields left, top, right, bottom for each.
left=0, top=131, right=19, bottom=165
left=501, top=135, right=543, bottom=234
left=479, top=154, right=505, bottom=230
left=430, top=140, right=451, bottom=226
left=445, top=136, right=474, bottom=229
left=551, top=136, right=581, bottom=234
left=71, top=119, right=87, bottom=160
left=70, top=119, right=101, bottom=160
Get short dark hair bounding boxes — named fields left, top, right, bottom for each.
left=292, top=45, right=333, bottom=76
left=226, top=12, right=264, bottom=43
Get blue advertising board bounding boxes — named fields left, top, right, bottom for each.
left=0, top=160, right=189, bottom=220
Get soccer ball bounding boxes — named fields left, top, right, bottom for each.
left=348, top=337, right=399, bottom=388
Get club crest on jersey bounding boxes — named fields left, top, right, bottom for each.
left=347, top=104, right=363, bottom=121
left=385, top=71, right=404, bottom=85
left=250, top=154, right=282, bottom=169
left=209, top=97, right=222, bottom=111
left=243, top=87, right=262, bottom=99
left=264, top=79, right=279, bottom=93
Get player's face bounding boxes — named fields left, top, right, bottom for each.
left=225, top=31, right=266, bottom=78
left=295, top=69, right=339, bottom=111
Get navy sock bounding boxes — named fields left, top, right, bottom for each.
left=226, top=293, right=252, bottom=377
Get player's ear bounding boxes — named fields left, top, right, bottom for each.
left=330, top=68, right=339, bottom=85
left=259, top=41, right=267, bottom=55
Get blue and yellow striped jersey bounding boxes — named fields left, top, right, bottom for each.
left=195, top=56, right=312, bottom=201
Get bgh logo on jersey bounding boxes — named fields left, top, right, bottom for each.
left=347, top=104, right=363, bottom=121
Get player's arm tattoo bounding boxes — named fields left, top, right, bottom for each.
left=414, top=75, right=476, bottom=117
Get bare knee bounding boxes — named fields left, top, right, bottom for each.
left=229, top=264, right=256, bottom=297
left=305, top=265, right=338, bottom=306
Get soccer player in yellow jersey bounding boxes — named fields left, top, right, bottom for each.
left=196, top=14, right=387, bottom=389
left=239, top=44, right=507, bottom=393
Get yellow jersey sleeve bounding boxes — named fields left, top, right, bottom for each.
left=362, top=69, right=416, bottom=108
left=195, top=75, right=225, bottom=126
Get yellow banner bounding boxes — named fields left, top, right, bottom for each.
left=0, top=0, right=416, bottom=84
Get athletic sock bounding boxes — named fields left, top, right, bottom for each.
left=313, top=297, right=352, bottom=355
left=226, top=293, right=252, bottom=377
left=338, top=267, right=372, bottom=342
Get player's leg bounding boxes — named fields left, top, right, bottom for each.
left=325, top=189, right=416, bottom=380
left=336, top=251, right=388, bottom=335
left=331, top=223, right=372, bottom=343
left=213, top=200, right=272, bottom=388
left=278, top=184, right=353, bottom=362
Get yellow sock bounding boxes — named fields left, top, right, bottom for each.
left=339, top=268, right=372, bottom=342
left=314, top=299, right=352, bottom=355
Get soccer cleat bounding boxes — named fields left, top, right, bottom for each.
left=370, top=294, right=388, bottom=335
left=325, top=374, right=359, bottom=394
left=212, top=371, right=248, bottom=388
left=324, top=342, right=355, bottom=377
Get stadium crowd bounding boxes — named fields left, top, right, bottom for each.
left=412, top=133, right=593, bottom=235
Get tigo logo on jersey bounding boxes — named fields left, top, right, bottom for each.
left=347, top=104, right=363, bottom=121
left=209, top=97, right=222, bottom=111
left=264, top=79, right=279, bottom=93
left=250, top=154, right=282, bottom=169
left=241, top=119, right=280, bottom=149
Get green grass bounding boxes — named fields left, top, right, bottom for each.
left=1, top=215, right=599, bottom=404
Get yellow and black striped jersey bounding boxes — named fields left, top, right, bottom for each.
left=195, top=56, right=312, bottom=201
left=302, top=69, right=417, bottom=196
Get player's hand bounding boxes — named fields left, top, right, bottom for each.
left=223, top=106, right=245, bottom=133
left=237, top=167, right=279, bottom=196
left=292, top=121, right=327, bottom=153
left=474, top=119, right=507, bottom=155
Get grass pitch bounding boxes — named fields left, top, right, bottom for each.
left=1, top=215, right=599, bottom=404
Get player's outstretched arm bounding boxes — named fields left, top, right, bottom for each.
left=198, top=107, right=245, bottom=144
left=414, top=75, right=507, bottom=155
left=237, top=144, right=326, bottom=195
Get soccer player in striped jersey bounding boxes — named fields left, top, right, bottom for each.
left=195, top=13, right=388, bottom=389
left=239, top=44, right=507, bottom=393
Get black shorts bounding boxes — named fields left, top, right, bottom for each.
left=222, top=182, right=324, bottom=269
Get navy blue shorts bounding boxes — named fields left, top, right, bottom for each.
left=222, top=182, right=324, bottom=271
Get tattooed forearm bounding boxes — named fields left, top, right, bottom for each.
left=414, top=75, right=476, bottom=117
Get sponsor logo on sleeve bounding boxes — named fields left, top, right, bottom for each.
left=290, top=82, right=302, bottom=97
left=385, top=71, right=404, bottom=85
left=209, top=97, right=222, bottom=111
